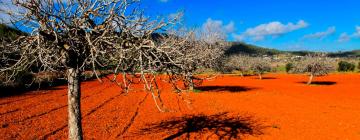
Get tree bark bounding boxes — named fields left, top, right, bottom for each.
left=258, top=73, right=262, bottom=80
left=67, top=68, right=83, bottom=140
left=307, top=74, right=314, bottom=85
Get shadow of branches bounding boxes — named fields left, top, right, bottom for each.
left=138, top=112, right=268, bottom=140
left=195, top=86, right=258, bottom=93
left=298, top=81, right=337, bottom=85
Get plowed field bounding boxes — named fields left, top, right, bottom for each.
left=1, top=74, right=360, bottom=139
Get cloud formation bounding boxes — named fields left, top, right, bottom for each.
left=338, top=26, right=360, bottom=42
left=338, top=33, right=351, bottom=42
left=303, top=26, right=336, bottom=40
left=200, top=18, right=235, bottom=43
left=0, top=0, right=14, bottom=24
left=0, top=0, right=27, bottom=25
left=202, top=18, right=235, bottom=33
left=234, top=20, right=308, bottom=41
left=353, top=26, right=360, bottom=37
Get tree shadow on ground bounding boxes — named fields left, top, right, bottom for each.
left=138, top=112, right=268, bottom=140
left=256, top=77, right=277, bottom=80
left=195, top=86, right=258, bottom=93
left=298, top=81, right=337, bottom=86
left=0, top=79, right=67, bottom=98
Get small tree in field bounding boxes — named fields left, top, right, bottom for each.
left=249, top=57, right=271, bottom=80
left=0, top=0, right=189, bottom=139
left=292, top=55, right=335, bottom=85
left=174, top=27, right=226, bottom=91
left=225, top=55, right=250, bottom=77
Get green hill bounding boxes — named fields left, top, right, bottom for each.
left=0, top=24, right=27, bottom=42
left=224, top=42, right=359, bottom=58
left=328, top=50, right=360, bottom=57
left=224, top=42, right=283, bottom=56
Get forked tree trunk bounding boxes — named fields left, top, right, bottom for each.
left=307, top=74, right=314, bottom=85
left=258, top=73, right=262, bottom=80
left=67, top=68, right=83, bottom=140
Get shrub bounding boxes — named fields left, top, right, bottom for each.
left=337, top=61, right=355, bottom=72
left=358, top=62, right=360, bottom=71
left=285, top=63, right=294, bottom=73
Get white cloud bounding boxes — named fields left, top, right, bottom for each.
left=0, top=0, right=26, bottom=25
left=202, top=18, right=235, bottom=33
left=353, top=26, right=360, bottom=38
left=200, top=18, right=235, bottom=43
left=223, top=21, right=235, bottom=33
left=303, top=26, right=336, bottom=40
left=338, top=26, right=360, bottom=42
left=338, top=33, right=350, bottom=42
left=232, top=33, right=245, bottom=41
left=234, top=20, right=308, bottom=41
left=0, top=0, right=14, bottom=24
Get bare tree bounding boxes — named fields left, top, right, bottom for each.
left=249, top=57, right=271, bottom=80
left=168, top=27, right=226, bottom=91
left=292, top=55, right=335, bottom=85
left=224, top=54, right=251, bottom=77
left=0, top=0, right=188, bottom=139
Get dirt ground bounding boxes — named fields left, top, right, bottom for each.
left=1, top=73, right=360, bottom=140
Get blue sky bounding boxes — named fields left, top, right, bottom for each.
left=142, top=0, right=360, bottom=52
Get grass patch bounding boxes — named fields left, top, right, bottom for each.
left=193, top=89, right=203, bottom=93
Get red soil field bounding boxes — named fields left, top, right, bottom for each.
left=1, top=73, right=360, bottom=139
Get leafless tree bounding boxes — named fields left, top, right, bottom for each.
left=249, top=57, right=271, bottom=80
left=224, top=54, right=251, bottom=77
left=291, top=55, right=335, bottom=85
left=167, top=27, right=226, bottom=91
left=0, top=0, right=189, bottom=139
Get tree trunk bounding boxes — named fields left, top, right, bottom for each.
left=240, top=72, right=244, bottom=77
left=258, top=73, right=262, bottom=80
left=67, top=68, right=83, bottom=140
left=307, top=74, right=314, bottom=85
left=189, top=79, right=194, bottom=91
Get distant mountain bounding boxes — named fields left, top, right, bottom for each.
left=328, top=50, right=360, bottom=57
left=224, top=42, right=283, bottom=56
left=224, top=42, right=359, bottom=58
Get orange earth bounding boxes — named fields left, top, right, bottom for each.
left=1, top=73, right=360, bottom=140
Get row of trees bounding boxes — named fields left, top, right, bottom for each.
left=0, top=0, right=226, bottom=139
left=224, top=55, right=271, bottom=80
left=223, top=54, right=336, bottom=85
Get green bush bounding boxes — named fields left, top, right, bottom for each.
left=358, top=62, right=360, bottom=71
left=285, top=63, right=294, bottom=73
left=337, top=61, right=355, bottom=72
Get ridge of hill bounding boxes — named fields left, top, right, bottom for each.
left=225, top=42, right=359, bottom=57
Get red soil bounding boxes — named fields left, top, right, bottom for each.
left=1, top=73, right=360, bottom=139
